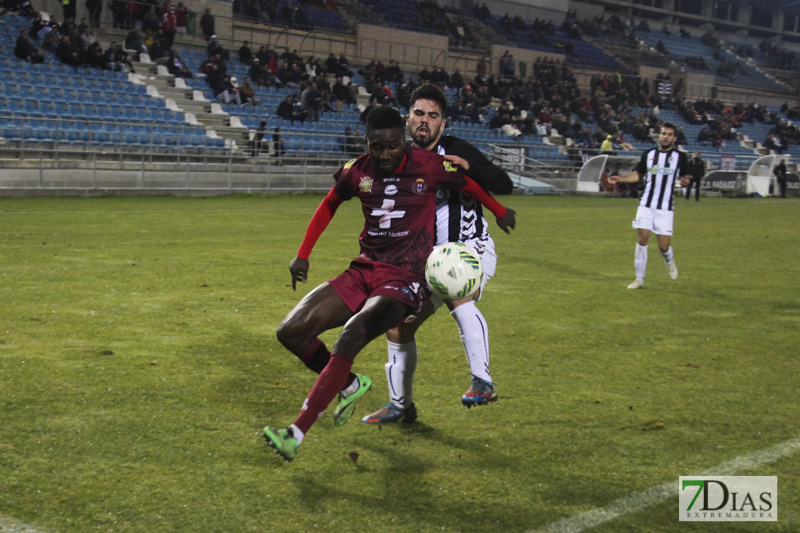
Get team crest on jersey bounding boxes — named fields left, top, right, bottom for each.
left=359, top=176, right=373, bottom=193
left=443, top=160, right=457, bottom=172
left=343, top=158, right=357, bottom=169
left=413, top=178, right=427, bottom=195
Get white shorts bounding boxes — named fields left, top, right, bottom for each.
left=632, top=206, right=673, bottom=236
left=431, top=236, right=497, bottom=309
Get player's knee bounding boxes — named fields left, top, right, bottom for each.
left=276, top=318, right=305, bottom=351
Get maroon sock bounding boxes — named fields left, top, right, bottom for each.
left=297, top=338, right=331, bottom=374
left=293, top=353, right=353, bottom=434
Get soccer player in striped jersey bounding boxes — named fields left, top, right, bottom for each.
left=362, top=84, right=516, bottom=424
left=608, top=122, right=690, bottom=289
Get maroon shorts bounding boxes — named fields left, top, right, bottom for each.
left=328, top=258, right=430, bottom=324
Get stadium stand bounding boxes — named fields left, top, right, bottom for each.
left=0, top=0, right=797, bottom=193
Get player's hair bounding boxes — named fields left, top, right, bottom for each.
left=365, top=106, right=405, bottom=135
left=661, top=121, right=678, bottom=134
left=409, top=84, right=448, bottom=116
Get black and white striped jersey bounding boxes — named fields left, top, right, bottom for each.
left=634, top=147, right=688, bottom=211
left=431, top=136, right=513, bottom=245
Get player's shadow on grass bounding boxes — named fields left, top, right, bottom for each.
left=286, top=433, right=537, bottom=532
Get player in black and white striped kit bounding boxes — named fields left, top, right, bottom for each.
left=362, top=84, right=516, bottom=424
left=609, top=122, right=690, bottom=289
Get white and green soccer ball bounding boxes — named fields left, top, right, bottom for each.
left=424, top=242, right=483, bottom=301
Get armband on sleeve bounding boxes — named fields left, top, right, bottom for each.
left=462, top=176, right=506, bottom=219
left=297, top=187, right=343, bottom=259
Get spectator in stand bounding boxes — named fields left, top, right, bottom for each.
left=161, top=4, right=177, bottom=48
left=148, top=30, right=170, bottom=65
left=272, top=126, right=284, bottom=164
left=175, top=2, right=188, bottom=35
left=385, top=60, right=403, bottom=84
left=56, top=34, right=81, bottom=69
left=332, top=76, right=355, bottom=108
left=238, top=40, right=253, bottom=65
left=253, top=121, right=267, bottom=156
left=450, top=68, right=464, bottom=90
left=207, top=34, right=229, bottom=61
left=337, top=53, right=353, bottom=77
left=85, top=41, right=104, bottom=69
left=86, top=0, right=102, bottom=28
left=14, top=28, right=44, bottom=63
left=239, top=77, right=258, bottom=107
left=499, top=50, right=514, bottom=77
left=213, top=74, right=242, bottom=105
left=248, top=58, right=269, bottom=86
left=338, top=126, right=352, bottom=154
left=430, top=65, right=450, bottom=88
left=277, top=94, right=306, bottom=123
left=167, top=48, right=193, bottom=78
left=104, top=42, right=134, bottom=72
left=142, top=6, right=160, bottom=38
left=200, top=7, right=215, bottom=41
left=774, top=159, right=788, bottom=198
left=125, top=25, right=147, bottom=57
left=80, top=24, right=96, bottom=50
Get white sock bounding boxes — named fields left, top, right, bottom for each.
left=340, top=376, right=359, bottom=397
left=289, top=424, right=304, bottom=446
left=451, top=301, right=492, bottom=383
left=634, top=243, right=648, bottom=280
left=661, top=246, right=674, bottom=265
left=385, top=339, right=417, bottom=408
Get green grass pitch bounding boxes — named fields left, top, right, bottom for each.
left=0, top=194, right=798, bottom=532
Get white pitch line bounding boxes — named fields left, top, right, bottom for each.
left=532, top=435, right=800, bottom=533
left=0, top=515, right=50, bottom=533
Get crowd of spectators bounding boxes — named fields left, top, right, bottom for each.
left=759, top=41, right=797, bottom=71
left=16, top=11, right=138, bottom=73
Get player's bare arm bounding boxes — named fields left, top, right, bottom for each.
left=679, top=175, right=691, bottom=187
left=289, top=257, right=309, bottom=290
left=608, top=171, right=640, bottom=185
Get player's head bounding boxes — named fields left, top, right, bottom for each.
left=365, top=106, right=406, bottom=176
left=407, top=84, right=448, bottom=151
left=659, top=122, right=677, bottom=150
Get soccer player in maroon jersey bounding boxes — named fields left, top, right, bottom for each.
left=263, top=107, right=509, bottom=461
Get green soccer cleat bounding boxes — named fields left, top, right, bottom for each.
left=263, top=426, right=299, bottom=462
left=333, top=374, right=372, bottom=427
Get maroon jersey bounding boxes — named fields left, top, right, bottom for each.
left=333, top=146, right=466, bottom=274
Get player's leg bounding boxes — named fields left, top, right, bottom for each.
left=296, top=295, right=408, bottom=431
left=276, top=282, right=351, bottom=372
left=445, top=240, right=497, bottom=407
left=629, top=208, right=652, bottom=289
left=380, top=300, right=433, bottom=402
left=266, top=295, right=409, bottom=461
left=267, top=282, right=355, bottom=461
left=654, top=211, right=678, bottom=280
left=657, top=234, right=678, bottom=280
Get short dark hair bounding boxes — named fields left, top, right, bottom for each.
left=409, top=84, right=448, bottom=116
left=365, top=106, right=404, bottom=135
left=661, top=121, right=677, bottom=133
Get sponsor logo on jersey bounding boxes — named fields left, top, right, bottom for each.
left=401, top=287, right=416, bottom=302
left=414, top=178, right=427, bottom=195
left=359, top=176, right=373, bottom=193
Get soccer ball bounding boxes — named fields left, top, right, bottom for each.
left=424, top=242, right=483, bottom=301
